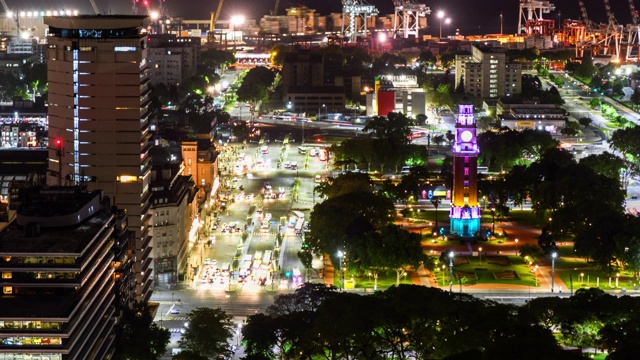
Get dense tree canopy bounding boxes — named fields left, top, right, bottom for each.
left=179, top=307, right=234, bottom=358
left=242, top=285, right=589, bottom=360
left=306, top=191, right=395, bottom=259
left=114, top=302, right=170, bottom=360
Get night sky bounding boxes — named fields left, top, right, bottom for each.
left=7, top=0, right=640, bottom=36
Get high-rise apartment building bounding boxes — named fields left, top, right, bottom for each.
left=0, top=187, right=132, bottom=360
left=148, top=34, right=200, bottom=87
left=455, top=44, right=522, bottom=99
left=44, top=15, right=153, bottom=301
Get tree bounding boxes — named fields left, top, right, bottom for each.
left=360, top=224, right=430, bottom=285
left=315, top=172, right=372, bottom=199
left=577, top=116, right=592, bottom=129
left=579, top=152, right=626, bottom=180
left=363, top=112, right=412, bottom=172
left=519, top=243, right=544, bottom=263
left=236, top=67, right=276, bottom=113
left=415, top=113, right=428, bottom=125
left=114, top=302, right=170, bottom=360
left=179, top=307, right=234, bottom=358
left=307, top=191, right=395, bottom=257
left=21, top=62, right=47, bottom=95
left=631, top=87, right=640, bottom=109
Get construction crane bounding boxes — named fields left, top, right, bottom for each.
left=574, top=0, right=594, bottom=58
left=626, top=0, right=640, bottom=61
left=207, top=0, right=226, bottom=44
left=392, top=0, right=430, bottom=39
left=578, top=0, right=592, bottom=29
left=602, top=0, right=623, bottom=61
left=89, top=0, right=100, bottom=15
left=517, top=0, right=555, bottom=35
left=342, top=0, right=379, bottom=43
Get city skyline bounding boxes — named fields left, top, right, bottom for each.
left=7, top=0, right=640, bottom=36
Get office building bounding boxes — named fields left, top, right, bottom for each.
left=455, top=45, right=522, bottom=99
left=0, top=187, right=132, bottom=359
left=44, top=15, right=153, bottom=301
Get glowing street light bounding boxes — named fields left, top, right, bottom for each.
left=230, top=15, right=245, bottom=26
left=515, top=238, right=519, bottom=255
left=437, top=11, right=451, bottom=38
left=478, top=247, right=482, bottom=264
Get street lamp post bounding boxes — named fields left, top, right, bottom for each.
left=437, top=11, right=451, bottom=39
left=491, top=207, right=496, bottom=235
left=551, top=252, right=557, bottom=292
left=478, top=247, right=482, bottom=264
left=441, top=264, right=445, bottom=286
left=515, top=238, right=519, bottom=255
left=431, top=197, right=441, bottom=229
left=338, top=250, right=345, bottom=291
left=534, top=265, right=539, bottom=286
left=448, top=251, right=454, bottom=292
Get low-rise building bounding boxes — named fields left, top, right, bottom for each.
left=149, top=146, right=198, bottom=286
left=497, top=98, right=567, bottom=134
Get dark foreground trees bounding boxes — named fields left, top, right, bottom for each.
left=178, top=307, right=234, bottom=358
left=114, top=302, right=170, bottom=360
left=242, top=284, right=590, bottom=360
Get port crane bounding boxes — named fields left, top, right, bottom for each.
left=392, top=0, right=430, bottom=39
left=626, top=0, right=640, bottom=61
left=602, top=0, right=623, bottom=62
left=517, top=0, right=556, bottom=35
left=342, top=0, right=379, bottom=43
left=207, top=0, right=226, bottom=44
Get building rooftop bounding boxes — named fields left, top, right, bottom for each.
left=0, top=209, right=111, bottom=254
left=287, top=86, right=344, bottom=94
left=44, top=15, right=147, bottom=29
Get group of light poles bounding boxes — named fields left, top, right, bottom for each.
left=437, top=11, right=451, bottom=39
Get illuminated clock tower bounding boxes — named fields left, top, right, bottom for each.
left=449, top=102, right=481, bottom=237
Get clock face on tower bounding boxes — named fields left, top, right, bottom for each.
left=460, top=130, right=473, bottom=142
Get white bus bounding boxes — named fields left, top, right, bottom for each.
left=254, top=251, right=263, bottom=261
left=263, top=250, right=272, bottom=265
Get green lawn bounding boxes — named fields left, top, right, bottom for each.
left=508, top=209, right=545, bottom=228
left=556, top=268, right=637, bottom=292
left=402, top=209, right=448, bottom=225
left=334, top=270, right=414, bottom=290
left=436, top=255, right=538, bottom=287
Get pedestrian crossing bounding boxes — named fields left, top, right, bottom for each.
left=167, top=328, right=184, bottom=334
left=167, top=316, right=188, bottom=321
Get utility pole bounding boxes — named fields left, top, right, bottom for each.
left=500, top=12, right=503, bottom=35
